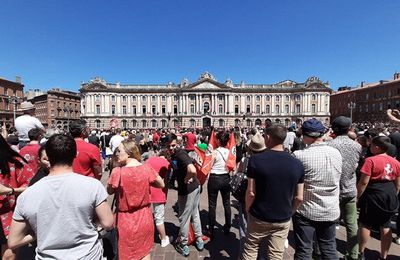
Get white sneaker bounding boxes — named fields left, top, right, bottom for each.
left=284, top=239, right=289, bottom=249
left=161, top=236, right=170, bottom=247
left=394, top=236, right=400, bottom=245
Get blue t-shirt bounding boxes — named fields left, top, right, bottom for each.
left=247, top=150, right=304, bottom=223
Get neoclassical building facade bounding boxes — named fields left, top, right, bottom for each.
left=80, top=72, right=332, bottom=129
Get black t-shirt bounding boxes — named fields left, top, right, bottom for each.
left=172, top=149, right=200, bottom=196
left=247, top=150, right=304, bottom=223
left=29, top=167, right=49, bottom=186
left=88, top=135, right=100, bottom=147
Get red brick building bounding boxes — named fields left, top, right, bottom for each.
left=330, top=72, right=400, bottom=123
left=29, top=88, right=81, bottom=128
left=0, top=77, right=24, bottom=127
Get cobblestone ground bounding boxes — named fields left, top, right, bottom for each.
left=149, top=183, right=400, bottom=260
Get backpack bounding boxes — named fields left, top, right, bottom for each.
left=229, top=157, right=249, bottom=201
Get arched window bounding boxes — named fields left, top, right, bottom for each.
left=132, top=120, right=137, bottom=128
left=256, top=105, right=260, bottom=114
left=295, top=104, right=300, bottom=114
left=122, top=120, right=127, bottom=128
left=151, top=120, right=157, bottom=128
left=246, top=105, right=251, bottom=113
left=190, top=104, right=195, bottom=114
left=161, top=120, right=167, bottom=128
left=142, top=120, right=147, bottom=128
left=246, top=96, right=251, bottom=102
left=111, top=95, right=116, bottom=102
left=235, top=96, right=239, bottom=101
left=275, top=95, right=280, bottom=102
left=95, top=120, right=101, bottom=128
left=256, top=95, right=261, bottom=101
left=96, top=105, right=100, bottom=115
left=174, top=105, right=178, bottom=114
left=285, top=104, right=289, bottom=114
left=311, top=104, right=316, bottom=114
left=246, top=119, right=252, bottom=127
left=161, top=105, right=166, bottom=114
left=122, top=105, right=127, bottom=115
left=219, top=104, right=223, bottom=114
left=275, top=105, right=280, bottom=114
left=285, top=95, right=290, bottom=102
left=265, top=95, right=270, bottom=101
left=122, top=96, right=127, bottom=102
left=142, top=105, right=146, bottom=114
left=190, top=119, right=196, bottom=127
left=219, top=119, right=224, bottom=127
left=152, top=105, right=156, bottom=114
left=312, top=94, right=317, bottom=101
left=266, top=105, right=270, bottom=114
left=235, top=119, right=241, bottom=126
left=235, top=105, right=239, bottom=114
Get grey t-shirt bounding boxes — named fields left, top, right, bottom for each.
left=13, top=173, right=108, bottom=260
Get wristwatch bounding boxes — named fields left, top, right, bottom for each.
left=7, top=187, right=14, bottom=196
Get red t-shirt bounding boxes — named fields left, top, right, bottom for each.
left=19, top=143, right=40, bottom=174
left=184, top=132, right=197, bottom=151
left=72, top=139, right=102, bottom=179
left=147, top=157, right=170, bottom=203
left=152, top=133, right=160, bottom=145
left=360, top=154, right=400, bottom=181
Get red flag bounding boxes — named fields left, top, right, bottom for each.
left=193, top=131, right=218, bottom=185
left=226, top=132, right=237, bottom=172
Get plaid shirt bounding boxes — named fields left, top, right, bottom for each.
left=327, top=135, right=362, bottom=199
left=293, top=142, right=342, bottom=221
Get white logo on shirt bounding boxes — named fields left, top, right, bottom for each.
left=384, top=163, right=393, bottom=180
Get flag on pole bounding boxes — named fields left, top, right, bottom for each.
left=226, top=132, right=237, bottom=172
left=193, top=130, right=218, bottom=185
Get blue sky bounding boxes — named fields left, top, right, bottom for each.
left=1, top=0, right=399, bottom=92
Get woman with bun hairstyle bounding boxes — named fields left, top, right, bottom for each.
left=357, top=136, right=400, bottom=260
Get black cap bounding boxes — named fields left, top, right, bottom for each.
left=332, top=116, right=352, bottom=129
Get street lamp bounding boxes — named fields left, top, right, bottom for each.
left=63, top=105, right=73, bottom=131
left=347, top=102, right=356, bottom=122
left=7, top=95, right=19, bottom=124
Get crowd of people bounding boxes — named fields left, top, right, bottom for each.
left=0, top=101, right=399, bottom=260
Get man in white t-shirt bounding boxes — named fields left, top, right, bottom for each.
left=109, top=128, right=125, bottom=152
left=15, top=101, right=44, bottom=149
left=8, top=134, right=114, bottom=259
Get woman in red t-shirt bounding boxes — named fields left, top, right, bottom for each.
left=107, top=139, right=164, bottom=260
left=0, top=134, right=31, bottom=259
left=357, top=136, right=400, bottom=260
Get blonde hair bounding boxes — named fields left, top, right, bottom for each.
left=121, top=139, right=141, bottom=161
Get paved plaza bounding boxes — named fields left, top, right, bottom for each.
left=149, top=183, right=400, bottom=260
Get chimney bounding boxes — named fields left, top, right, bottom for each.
left=15, top=76, right=22, bottom=84
left=394, top=72, right=400, bottom=80
left=360, top=81, right=364, bottom=88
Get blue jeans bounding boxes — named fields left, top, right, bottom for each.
left=293, top=213, right=338, bottom=260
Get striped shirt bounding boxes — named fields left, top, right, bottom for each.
left=293, top=142, right=342, bottom=221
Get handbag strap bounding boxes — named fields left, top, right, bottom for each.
left=114, top=167, right=122, bottom=226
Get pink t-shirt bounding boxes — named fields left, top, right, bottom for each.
left=184, top=132, right=197, bottom=151
left=147, top=157, right=170, bottom=204
left=72, top=139, right=102, bottom=179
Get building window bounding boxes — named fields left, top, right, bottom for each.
left=379, top=103, right=383, bottom=111
left=219, top=104, right=223, bottom=114
left=295, top=104, right=300, bottom=113
left=295, top=94, right=301, bottom=101
left=218, top=95, right=224, bottom=101
left=122, top=96, right=127, bottom=102
left=285, top=104, right=289, bottom=113
left=312, top=94, right=317, bottom=101
left=161, top=96, right=166, bottom=102
left=256, top=105, right=260, bottom=114
left=152, top=105, right=156, bottom=114
left=246, top=96, right=251, bottom=102
left=122, top=120, right=127, bottom=128
left=311, top=104, right=316, bottom=114
left=189, top=95, right=196, bottom=101
left=123, top=105, right=127, bottom=115
left=266, top=105, right=270, bottom=114
left=132, top=105, right=137, bottom=114
left=285, top=95, right=290, bottom=102
left=275, top=105, right=280, bottom=114
left=152, top=120, right=157, bottom=128
left=161, top=120, right=167, bottom=128
left=275, top=95, right=280, bottom=102
left=235, top=96, right=239, bottom=101
left=111, top=95, right=115, bottom=102
left=96, top=105, right=100, bottom=115
left=96, top=120, right=101, bottom=128
left=142, top=120, right=147, bottom=128
left=111, top=105, right=115, bottom=115
left=132, top=96, right=136, bottom=102
left=142, top=105, right=146, bottom=114
left=246, top=105, right=251, bottom=113
left=95, top=95, right=100, bottom=101
left=265, top=95, right=270, bottom=101
left=256, top=95, right=261, bottom=102
left=190, top=104, right=195, bottom=114
left=190, top=119, right=196, bottom=126
left=203, top=102, right=210, bottom=114
left=235, top=119, right=240, bottom=126
left=152, top=96, right=156, bottom=102
left=235, top=105, right=239, bottom=114
left=142, top=96, right=146, bottom=101
left=219, top=119, right=224, bottom=127
left=174, top=105, right=178, bottom=114
left=51, top=110, right=55, bottom=117
left=174, top=95, right=178, bottom=101
left=246, top=119, right=251, bottom=127
left=173, top=119, right=179, bottom=127
left=162, top=105, right=166, bottom=114
left=132, top=120, right=137, bottom=128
